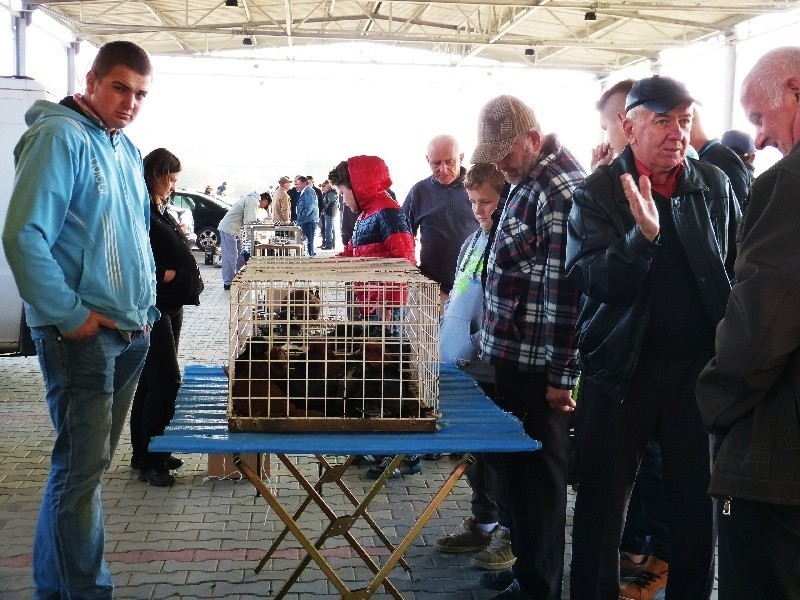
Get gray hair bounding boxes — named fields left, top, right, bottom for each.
left=742, top=46, right=800, bottom=109
left=625, top=105, right=650, bottom=124
left=427, top=134, right=461, bottom=157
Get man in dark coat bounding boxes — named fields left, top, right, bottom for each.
left=565, top=76, right=740, bottom=600
left=696, top=46, right=800, bottom=600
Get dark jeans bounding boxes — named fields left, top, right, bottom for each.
left=130, top=307, right=183, bottom=470
left=620, top=439, right=671, bottom=561
left=484, top=367, right=570, bottom=600
left=570, top=352, right=715, bottom=600
left=468, top=379, right=509, bottom=527
left=717, top=498, right=800, bottom=600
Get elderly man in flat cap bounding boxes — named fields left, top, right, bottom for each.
left=565, top=76, right=740, bottom=600
left=472, top=95, right=586, bottom=600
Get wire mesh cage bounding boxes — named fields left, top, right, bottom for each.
left=228, top=257, right=440, bottom=432
left=241, top=222, right=305, bottom=258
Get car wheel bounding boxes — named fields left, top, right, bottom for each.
left=196, top=226, right=219, bottom=250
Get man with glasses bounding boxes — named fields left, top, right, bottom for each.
left=402, top=134, right=476, bottom=310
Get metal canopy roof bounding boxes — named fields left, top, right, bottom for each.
left=28, top=0, right=800, bottom=73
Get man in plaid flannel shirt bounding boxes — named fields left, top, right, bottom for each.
left=472, top=95, right=585, bottom=600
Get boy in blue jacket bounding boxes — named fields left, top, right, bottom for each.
left=434, top=164, right=515, bottom=573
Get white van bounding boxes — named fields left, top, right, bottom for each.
left=0, top=76, right=52, bottom=355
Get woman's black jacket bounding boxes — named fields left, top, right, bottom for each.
left=149, top=203, right=203, bottom=309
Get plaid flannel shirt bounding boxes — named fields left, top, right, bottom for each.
left=480, top=134, right=585, bottom=389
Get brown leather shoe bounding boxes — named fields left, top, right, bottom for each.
left=619, top=556, right=668, bottom=600
left=619, top=552, right=649, bottom=579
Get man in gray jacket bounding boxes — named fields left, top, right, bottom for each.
left=697, top=46, right=800, bottom=600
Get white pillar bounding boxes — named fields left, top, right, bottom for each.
left=723, top=29, right=738, bottom=132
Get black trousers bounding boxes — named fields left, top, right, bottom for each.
left=485, top=367, right=570, bottom=600
left=718, top=498, right=800, bottom=600
left=570, top=352, right=715, bottom=600
left=130, top=307, right=183, bottom=469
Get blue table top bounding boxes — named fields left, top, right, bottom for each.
left=149, top=364, right=540, bottom=455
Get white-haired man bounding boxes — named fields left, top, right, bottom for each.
left=697, top=46, right=800, bottom=600
left=566, top=76, right=740, bottom=600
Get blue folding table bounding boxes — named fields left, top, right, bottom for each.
left=150, top=363, right=539, bottom=599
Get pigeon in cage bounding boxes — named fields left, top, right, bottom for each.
left=230, top=338, right=326, bottom=418
left=230, top=336, right=427, bottom=420
left=271, top=288, right=322, bottom=336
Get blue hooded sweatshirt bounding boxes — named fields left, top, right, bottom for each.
left=2, top=99, right=158, bottom=334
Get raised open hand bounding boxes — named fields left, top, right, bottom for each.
left=620, top=173, right=659, bottom=241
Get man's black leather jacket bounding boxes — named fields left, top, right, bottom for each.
left=565, top=146, right=740, bottom=402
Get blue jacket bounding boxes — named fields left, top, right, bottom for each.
left=295, top=185, right=319, bottom=225
left=2, top=99, right=158, bottom=334
left=439, top=229, right=494, bottom=384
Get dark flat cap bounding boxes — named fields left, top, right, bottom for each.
left=625, top=76, right=696, bottom=114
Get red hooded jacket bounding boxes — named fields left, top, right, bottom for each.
left=337, top=155, right=416, bottom=309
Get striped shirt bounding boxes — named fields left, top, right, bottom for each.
left=480, top=134, right=585, bottom=389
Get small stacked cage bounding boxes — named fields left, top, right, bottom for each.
left=241, top=222, right=305, bottom=258
left=228, top=257, right=440, bottom=432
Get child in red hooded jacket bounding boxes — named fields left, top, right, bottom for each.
left=329, top=155, right=417, bottom=316
left=328, top=156, right=423, bottom=479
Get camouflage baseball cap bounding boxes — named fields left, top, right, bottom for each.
left=471, top=95, right=539, bottom=164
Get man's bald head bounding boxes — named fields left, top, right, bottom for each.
left=426, top=134, right=464, bottom=186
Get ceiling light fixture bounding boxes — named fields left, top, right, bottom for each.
left=584, top=10, right=597, bottom=21
left=524, top=48, right=535, bottom=57
left=225, top=0, right=238, bottom=7
left=242, top=36, right=254, bottom=45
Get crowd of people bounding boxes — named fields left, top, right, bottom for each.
left=2, top=37, right=800, bottom=600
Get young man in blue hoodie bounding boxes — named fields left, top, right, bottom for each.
left=2, top=41, right=159, bottom=599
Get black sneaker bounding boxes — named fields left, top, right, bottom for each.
left=352, top=455, right=381, bottom=467
left=165, top=455, right=184, bottom=470
left=480, top=568, right=515, bottom=591
left=132, top=456, right=182, bottom=470
left=489, top=579, right=532, bottom=599
left=365, top=455, right=422, bottom=480
left=139, top=467, right=175, bottom=487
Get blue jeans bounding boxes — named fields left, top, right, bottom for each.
left=30, top=325, right=150, bottom=600
left=324, top=213, right=336, bottom=248
left=299, top=221, right=318, bottom=256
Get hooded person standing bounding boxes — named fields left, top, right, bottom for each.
left=1, top=40, right=159, bottom=598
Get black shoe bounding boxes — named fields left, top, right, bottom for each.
left=489, top=579, right=532, bottom=600
left=165, top=455, right=184, bottom=470
left=480, top=568, right=515, bottom=591
left=133, top=456, right=182, bottom=470
left=422, top=453, right=442, bottom=460
left=365, top=454, right=422, bottom=480
left=223, top=284, right=231, bottom=290
left=351, top=455, right=380, bottom=466
left=139, top=467, right=175, bottom=487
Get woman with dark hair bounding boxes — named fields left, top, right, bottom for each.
left=131, top=148, right=203, bottom=486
